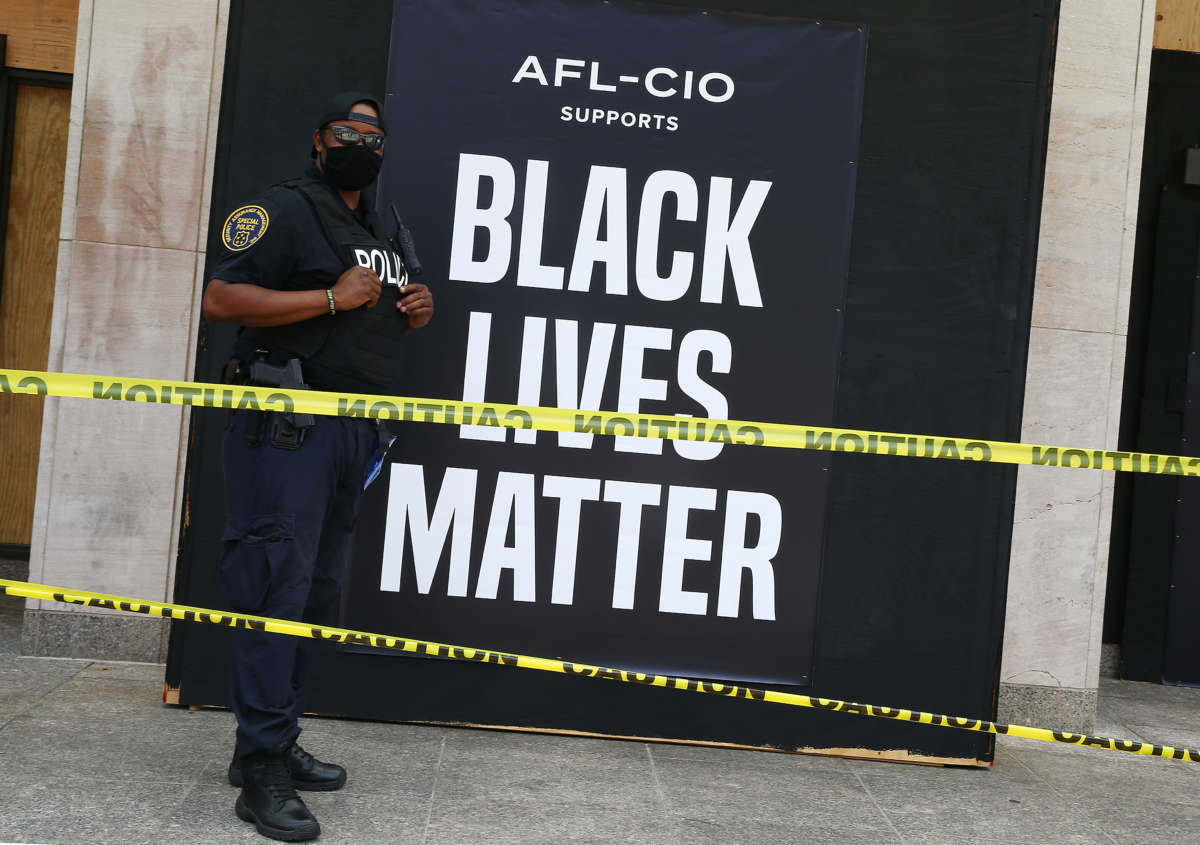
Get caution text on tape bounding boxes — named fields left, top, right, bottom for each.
left=2, top=368, right=1198, bottom=476
left=2, top=577, right=1197, bottom=763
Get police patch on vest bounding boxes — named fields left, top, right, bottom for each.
left=352, top=246, right=408, bottom=288
left=221, top=205, right=270, bottom=251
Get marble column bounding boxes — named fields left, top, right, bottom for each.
left=22, top=0, right=230, bottom=662
left=998, top=0, right=1156, bottom=731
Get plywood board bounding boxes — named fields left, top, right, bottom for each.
left=0, top=84, right=70, bottom=544
left=174, top=699, right=989, bottom=767
left=0, top=0, right=79, bottom=73
left=1156, top=0, right=1200, bottom=54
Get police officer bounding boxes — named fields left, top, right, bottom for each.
left=202, top=92, right=433, bottom=841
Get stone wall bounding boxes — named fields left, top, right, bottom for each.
left=22, top=0, right=229, bottom=662
left=999, top=0, right=1156, bottom=731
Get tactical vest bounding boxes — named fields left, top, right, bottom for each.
left=243, top=178, right=410, bottom=394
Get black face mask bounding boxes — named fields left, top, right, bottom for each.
left=321, top=144, right=382, bottom=190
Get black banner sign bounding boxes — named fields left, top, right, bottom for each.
left=341, top=0, right=867, bottom=685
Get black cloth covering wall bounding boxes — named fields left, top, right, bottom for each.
left=169, top=0, right=1056, bottom=762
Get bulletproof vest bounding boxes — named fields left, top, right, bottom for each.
left=257, top=178, right=409, bottom=394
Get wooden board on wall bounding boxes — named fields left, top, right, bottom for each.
left=0, top=0, right=79, bottom=73
left=0, top=84, right=71, bottom=545
left=1156, top=0, right=1200, bottom=54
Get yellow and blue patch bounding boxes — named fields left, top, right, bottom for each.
left=221, top=205, right=270, bottom=251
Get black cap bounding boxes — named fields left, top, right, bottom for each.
left=316, top=91, right=387, bottom=134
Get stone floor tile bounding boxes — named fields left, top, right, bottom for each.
left=0, top=714, right=137, bottom=779
left=441, top=725, right=649, bottom=764
left=1091, top=715, right=1147, bottom=739
left=859, top=766, right=1115, bottom=843
left=0, top=775, right=194, bottom=845
left=27, top=677, right=165, bottom=722
left=307, top=790, right=431, bottom=845
left=1102, top=699, right=1200, bottom=733
left=0, top=653, right=91, bottom=675
left=994, top=730, right=1136, bottom=760
left=6, top=613, right=1200, bottom=845
left=436, top=726, right=657, bottom=801
left=1124, top=724, right=1200, bottom=751
left=436, top=746, right=658, bottom=807
left=675, top=816, right=902, bottom=844
left=1072, top=795, right=1200, bottom=845
left=654, top=755, right=893, bottom=833
left=1100, top=678, right=1200, bottom=705
left=302, top=715, right=446, bottom=757
left=0, top=670, right=74, bottom=717
left=906, top=831, right=1114, bottom=845
left=1002, top=743, right=1200, bottom=805
left=307, top=727, right=443, bottom=796
left=155, top=784, right=277, bottom=845
left=1098, top=680, right=1200, bottom=727
left=75, top=661, right=167, bottom=681
left=426, top=793, right=674, bottom=845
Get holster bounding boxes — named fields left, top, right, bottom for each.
left=223, top=357, right=267, bottom=447
left=247, top=357, right=315, bottom=451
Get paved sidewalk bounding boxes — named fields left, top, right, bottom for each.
left=2, top=595, right=1200, bottom=844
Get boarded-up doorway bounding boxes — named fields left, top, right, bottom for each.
left=0, top=75, right=72, bottom=548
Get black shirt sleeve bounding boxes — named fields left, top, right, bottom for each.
left=207, top=186, right=307, bottom=290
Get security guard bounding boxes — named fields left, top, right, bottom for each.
left=202, top=92, right=433, bottom=841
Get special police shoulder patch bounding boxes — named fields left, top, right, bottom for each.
left=221, top=205, right=270, bottom=251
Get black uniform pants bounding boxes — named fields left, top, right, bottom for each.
left=219, top=410, right=378, bottom=757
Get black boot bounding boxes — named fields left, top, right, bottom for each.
left=229, top=741, right=348, bottom=791
left=234, top=743, right=321, bottom=842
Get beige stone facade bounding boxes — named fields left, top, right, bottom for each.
left=998, top=0, right=1158, bottom=730
left=21, top=0, right=230, bottom=660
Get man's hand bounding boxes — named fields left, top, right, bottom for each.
left=398, top=283, right=434, bottom=329
left=332, top=265, right=382, bottom=311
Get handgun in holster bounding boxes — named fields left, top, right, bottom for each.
left=247, top=356, right=315, bottom=450
left=222, top=356, right=263, bottom=446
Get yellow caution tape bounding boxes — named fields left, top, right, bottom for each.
left=1, top=368, right=1197, bottom=475
left=2, top=577, right=1196, bottom=763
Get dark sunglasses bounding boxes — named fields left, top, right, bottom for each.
left=326, top=124, right=386, bottom=151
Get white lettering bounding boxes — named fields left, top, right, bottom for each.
left=614, top=325, right=672, bottom=454
left=717, top=491, right=780, bottom=620
left=604, top=480, right=661, bottom=610
left=568, top=166, right=628, bottom=295
left=476, top=472, right=537, bottom=601
left=517, top=160, right=564, bottom=290
left=514, top=316, right=547, bottom=445
left=699, top=72, right=734, bottom=103
left=555, top=320, right=615, bottom=449
left=635, top=170, right=698, bottom=301
left=589, top=62, right=617, bottom=93
left=544, top=475, right=602, bottom=604
left=554, top=58, right=586, bottom=86
left=512, top=55, right=548, bottom=85
left=673, top=330, right=731, bottom=461
left=460, top=312, right=505, bottom=442
left=449, top=154, right=515, bottom=284
left=701, top=177, right=771, bottom=306
left=659, top=485, right=716, bottom=615
left=380, top=465, right=476, bottom=596
left=646, top=67, right=677, bottom=98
